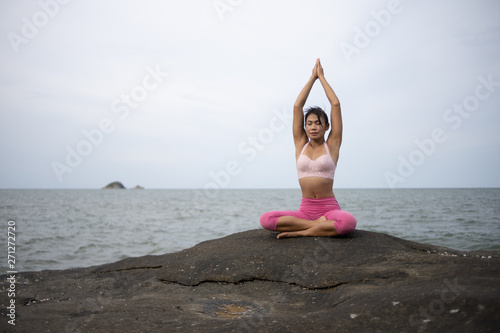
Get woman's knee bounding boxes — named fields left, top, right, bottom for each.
left=260, top=212, right=278, bottom=231
left=325, top=210, right=357, bottom=235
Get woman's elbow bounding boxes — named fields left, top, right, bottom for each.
left=330, top=100, right=340, bottom=108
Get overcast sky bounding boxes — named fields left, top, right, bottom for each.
left=1, top=0, right=499, bottom=189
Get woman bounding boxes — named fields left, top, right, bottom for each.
left=260, top=58, right=357, bottom=239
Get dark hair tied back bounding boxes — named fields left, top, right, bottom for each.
left=304, top=106, right=329, bottom=127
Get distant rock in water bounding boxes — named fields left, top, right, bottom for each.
left=102, top=181, right=126, bottom=189
left=132, top=185, right=145, bottom=190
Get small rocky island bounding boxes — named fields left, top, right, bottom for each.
left=102, top=181, right=126, bottom=189
left=102, top=182, right=145, bottom=190
left=2, top=230, right=499, bottom=332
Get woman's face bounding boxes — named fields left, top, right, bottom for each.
left=305, top=114, right=328, bottom=139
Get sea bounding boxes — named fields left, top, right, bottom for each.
left=1, top=188, right=499, bottom=273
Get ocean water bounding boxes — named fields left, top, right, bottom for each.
left=1, top=188, right=499, bottom=273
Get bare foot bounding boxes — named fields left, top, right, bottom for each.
left=277, top=217, right=327, bottom=239
left=277, top=218, right=338, bottom=239
left=315, top=216, right=327, bottom=223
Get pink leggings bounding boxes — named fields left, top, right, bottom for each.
left=260, top=197, right=357, bottom=235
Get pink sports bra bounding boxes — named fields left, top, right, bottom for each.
left=296, top=142, right=336, bottom=180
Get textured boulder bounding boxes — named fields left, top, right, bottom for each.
left=1, top=230, right=499, bottom=332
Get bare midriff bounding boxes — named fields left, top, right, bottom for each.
left=299, top=177, right=335, bottom=199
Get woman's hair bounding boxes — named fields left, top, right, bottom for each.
left=304, top=106, right=329, bottom=127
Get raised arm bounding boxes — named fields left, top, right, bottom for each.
left=317, top=59, right=342, bottom=164
left=293, top=65, right=318, bottom=152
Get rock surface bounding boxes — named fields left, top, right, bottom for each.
left=2, top=230, right=500, bottom=332
left=102, top=181, right=126, bottom=189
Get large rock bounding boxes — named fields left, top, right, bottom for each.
left=1, top=230, right=499, bottom=332
left=102, top=181, right=126, bottom=189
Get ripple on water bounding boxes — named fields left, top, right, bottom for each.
left=2, top=188, right=499, bottom=272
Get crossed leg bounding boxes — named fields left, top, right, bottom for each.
left=259, top=208, right=353, bottom=239
left=276, top=216, right=339, bottom=239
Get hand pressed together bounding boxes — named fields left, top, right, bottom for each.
left=312, top=58, right=325, bottom=80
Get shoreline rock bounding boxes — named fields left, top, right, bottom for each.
left=1, top=230, right=499, bottom=332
